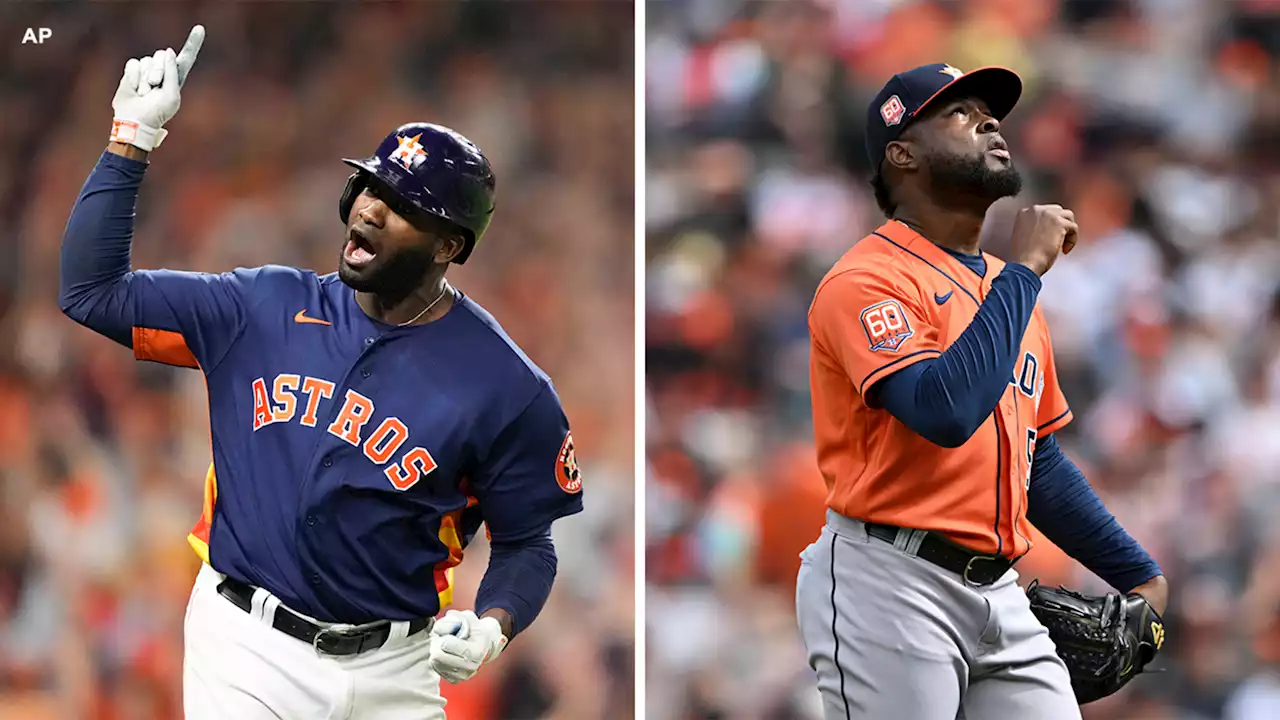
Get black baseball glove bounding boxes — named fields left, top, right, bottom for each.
left=1025, top=580, right=1165, bottom=704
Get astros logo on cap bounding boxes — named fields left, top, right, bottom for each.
left=940, top=65, right=964, bottom=79
left=389, top=133, right=428, bottom=169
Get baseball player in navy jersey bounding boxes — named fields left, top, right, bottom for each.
left=58, top=26, right=584, bottom=719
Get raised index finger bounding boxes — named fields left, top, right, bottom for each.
left=175, top=24, right=206, bottom=87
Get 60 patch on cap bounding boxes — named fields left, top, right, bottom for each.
left=880, top=95, right=906, bottom=126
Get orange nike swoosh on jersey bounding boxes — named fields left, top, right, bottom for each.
left=294, top=310, right=332, bottom=326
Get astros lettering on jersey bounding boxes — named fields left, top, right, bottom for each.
left=131, top=265, right=584, bottom=623
left=808, top=220, right=1071, bottom=558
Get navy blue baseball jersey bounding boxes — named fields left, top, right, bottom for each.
left=128, top=264, right=583, bottom=623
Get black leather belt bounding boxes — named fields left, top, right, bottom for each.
left=865, top=523, right=1014, bottom=586
left=216, top=576, right=432, bottom=656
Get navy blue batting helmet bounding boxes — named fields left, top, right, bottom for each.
left=339, top=122, right=496, bottom=264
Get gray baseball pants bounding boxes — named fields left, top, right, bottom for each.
left=795, top=510, right=1081, bottom=720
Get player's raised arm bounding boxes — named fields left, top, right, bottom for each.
left=814, top=206, right=1076, bottom=449
left=107, top=23, right=204, bottom=160
left=813, top=267, right=1030, bottom=448
left=60, top=26, right=261, bottom=371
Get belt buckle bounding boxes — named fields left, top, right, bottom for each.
left=311, top=620, right=386, bottom=655
left=311, top=623, right=358, bottom=655
left=962, top=555, right=1003, bottom=587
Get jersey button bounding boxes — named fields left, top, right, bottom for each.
left=361, top=369, right=371, bottom=378
left=311, top=573, right=321, bottom=585
left=322, top=456, right=333, bottom=467
left=306, top=515, right=316, bottom=526
left=364, top=337, right=375, bottom=346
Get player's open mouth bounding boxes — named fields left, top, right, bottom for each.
left=344, top=229, right=378, bottom=267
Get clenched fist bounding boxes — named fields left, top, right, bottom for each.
left=110, top=25, right=205, bottom=152
left=428, top=609, right=509, bottom=684
left=1010, top=204, right=1078, bottom=277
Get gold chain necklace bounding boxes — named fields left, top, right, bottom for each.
left=396, top=281, right=451, bottom=327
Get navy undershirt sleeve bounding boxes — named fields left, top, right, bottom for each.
left=870, top=257, right=1043, bottom=448
left=60, top=151, right=271, bottom=371
left=58, top=151, right=147, bottom=347
left=474, top=533, right=557, bottom=637
left=1026, top=435, right=1162, bottom=593
left=470, top=382, right=581, bottom=637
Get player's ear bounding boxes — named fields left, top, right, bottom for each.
left=884, top=140, right=917, bottom=172
left=434, top=234, right=465, bottom=264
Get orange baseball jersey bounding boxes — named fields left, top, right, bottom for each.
left=808, top=220, right=1072, bottom=559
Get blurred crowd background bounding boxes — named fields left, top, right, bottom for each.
left=646, top=0, right=1280, bottom=718
left=0, top=2, right=634, bottom=719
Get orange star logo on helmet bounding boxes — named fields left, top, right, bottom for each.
left=389, top=133, right=428, bottom=169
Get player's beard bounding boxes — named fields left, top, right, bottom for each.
left=928, top=149, right=1022, bottom=204
left=339, top=241, right=438, bottom=307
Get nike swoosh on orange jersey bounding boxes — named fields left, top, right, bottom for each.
left=294, top=310, right=332, bottom=326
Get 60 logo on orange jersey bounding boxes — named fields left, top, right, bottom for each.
left=860, top=299, right=914, bottom=353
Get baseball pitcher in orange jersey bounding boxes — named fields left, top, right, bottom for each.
left=796, top=64, right=1169, bottom=719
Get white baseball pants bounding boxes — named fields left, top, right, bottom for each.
left=183, top=563, right=447, bottom=719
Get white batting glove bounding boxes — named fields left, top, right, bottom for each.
left=428, top=609, right=509, bottom=684
left=110, top=25, right=205, bottom=151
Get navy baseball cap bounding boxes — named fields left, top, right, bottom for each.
left=866, top=63, right=1022, bottom=174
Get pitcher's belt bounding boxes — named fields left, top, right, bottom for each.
left=864, top=522, right=1015, bottom=586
